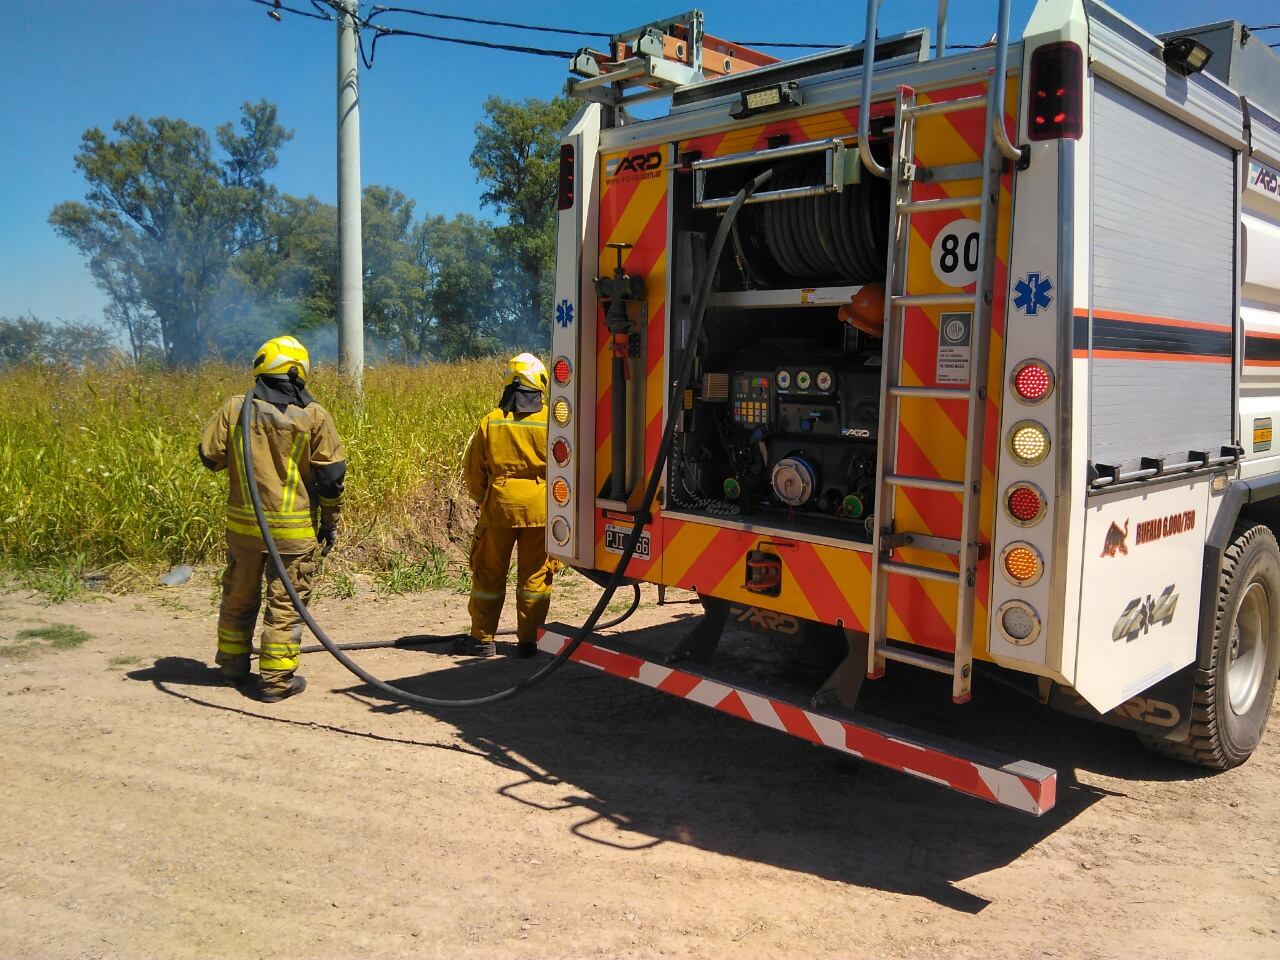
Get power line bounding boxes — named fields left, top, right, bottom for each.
left=364, top=28, right=576, bottom=65
left=251, top=0, right=575, bottom=64
left=367, top=5, right=609, bottom=40
left=253, top=2, right=990, bottom=66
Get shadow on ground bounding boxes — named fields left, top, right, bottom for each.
left=340, top=617, right=1211, bottom=912
left=132, top=613, right=1209, bottom=912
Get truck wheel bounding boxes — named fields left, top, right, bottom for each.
left=1142, top=522, right=1280, bottom=769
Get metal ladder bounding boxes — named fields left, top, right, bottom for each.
left=858, top=0, right=1024, bottom=703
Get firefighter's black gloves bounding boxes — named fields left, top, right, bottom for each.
left=318, top=524, right=338, bottom=557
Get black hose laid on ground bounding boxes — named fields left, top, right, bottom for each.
left=238, top=168, right=772, bottom=708
left=287, top=583, right=642, bottom=655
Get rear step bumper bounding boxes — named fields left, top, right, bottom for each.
left=537, top=626, right=1057, bottom=816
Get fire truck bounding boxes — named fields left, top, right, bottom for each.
left=539, top=0, right=1280, bottom=814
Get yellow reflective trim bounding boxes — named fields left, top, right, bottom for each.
left=518, top=590, right=553, bottom=600
left=217, top=639, right=252, bottom=655
left=281, top=432, right=306, bottom=512
left=259, top=643, right=300, bottom=657
left=227, top=507, right=312, bottom=525
left=259, top=655, right=299, bottom=670
left=469, top=590, right=504, bottom=600
left=230, top=420, right=250, bottom=509
left=226, top=520, right=316, bottom=540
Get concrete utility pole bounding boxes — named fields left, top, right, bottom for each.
left=337, top=0, right=364, bottom=388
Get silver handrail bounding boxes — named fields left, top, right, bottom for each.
left=936, top=0, right=948, bottom=60
left=691, top=137, right=850, bottom=209
left=857, top=0, right=889, bottom=179
left=859, top=0, right=1023, bottom=177
left=988, top=0, right=1023, bottom=162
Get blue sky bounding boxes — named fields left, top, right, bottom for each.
left=1, top=0, right=1273, bottom=325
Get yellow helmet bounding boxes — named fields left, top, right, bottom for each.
left=504, top=352, right=548, bottom=393
left=253, top=336, right=310, bottom=383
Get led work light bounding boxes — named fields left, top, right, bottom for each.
left=731, top=80, right=803, bottom=119
left=1161, top=36, right=1213, bottom=76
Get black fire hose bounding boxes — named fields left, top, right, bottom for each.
left=290, top=582, right=642, bottom=655
left=238, top=168, right=772, bottom=708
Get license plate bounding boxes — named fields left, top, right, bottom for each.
left=604, top=524, right=650, bottom=559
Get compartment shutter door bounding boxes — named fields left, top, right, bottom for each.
left=1088, top=80, right=1235, bottom=470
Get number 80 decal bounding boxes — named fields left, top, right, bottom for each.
left=929, top=218, right=981, bottom=288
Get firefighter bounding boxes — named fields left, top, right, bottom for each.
left=456, top=353, right=558, bottom=658
left=199, top=335, right=346, bottom=702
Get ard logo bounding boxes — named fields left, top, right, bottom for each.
left=606, top=150, right=663, bottom=179
left=730, top=606, right=801, bottom=636
left=1101, top=519, right=1129, bottom=558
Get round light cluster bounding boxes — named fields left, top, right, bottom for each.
left=551, top=478, right=571, bottom=506
left=552, top=398, right=573, bottom=426
left=550, top=516, right=571, bottom=545
left=1005, top=482, right=1047, bottom=526
left=1008, top=420, right=1051, bottom=466
left=553, top=357, right=573, bottom=386
left=997, top=600, right=1041, bottom=646
left=1001, top=542, right=1044, bottom=586
left=551, top=437, right=571, bottom=467
left=1011, top=360, right=1054, bottom=404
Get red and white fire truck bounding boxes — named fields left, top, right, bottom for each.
left=540, top=0, right=1280, bottom=814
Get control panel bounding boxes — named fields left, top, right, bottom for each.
left=731, top=371, right=773, bottom=427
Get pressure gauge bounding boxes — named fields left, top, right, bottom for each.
left=796, top=370, right=811, bottom=390
left=815, top=370, right=833, bottom=392
left=776, top=370, right=791, bottom=390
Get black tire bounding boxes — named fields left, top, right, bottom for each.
left=1142, top=522, right=1280, bottom=769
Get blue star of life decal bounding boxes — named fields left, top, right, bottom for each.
left=555, top=298, right=574, bottom=328
left=1013, top=272, right=1054, bottom=316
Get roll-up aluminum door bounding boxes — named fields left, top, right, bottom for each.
left=1088, top=80, right=1236, bottom=470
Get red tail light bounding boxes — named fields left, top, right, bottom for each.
left=557, top=144, right=575, bottom=211
left=1012, top=360, right=1054, bottom=404
left=1028, top=42, right=1083, bottom=142
left=551, top=437, right=571, bottom=466
left=1006, top=483, right=1047, bottom=526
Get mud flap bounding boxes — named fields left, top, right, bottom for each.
left=1047, top=662, right=1195, bottom=741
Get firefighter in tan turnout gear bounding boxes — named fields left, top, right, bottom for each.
left=199, top=336, right=347, bottom=702
left=455, top=354, right=558, bottom=658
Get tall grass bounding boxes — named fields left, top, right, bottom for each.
left=0, top=359, right=501, bottom=578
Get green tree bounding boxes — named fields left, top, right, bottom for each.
left=470, top=95, right=578, bottom=347
left=50, top=101, right=292, bottom=366
left=412, top=213, right=510, bottom=359
left=0, top=315, right=118, bottom=367
left=244, top=187, right=429, bottom=360
left=361, top=186, right=428, bottom=355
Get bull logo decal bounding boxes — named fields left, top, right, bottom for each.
left=1101, top=519, right=1129, bottom=558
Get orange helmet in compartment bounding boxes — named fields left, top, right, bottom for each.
left=839, top=283, right=886, bottom=338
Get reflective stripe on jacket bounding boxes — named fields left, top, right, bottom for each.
left=462, top=406, right=548, bottom=529
left=200, top=395, right=346, bottom=551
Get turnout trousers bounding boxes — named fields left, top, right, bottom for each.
left=215, top=544, right=316, bottom=695
left=467, top=524, right=556, bottom=644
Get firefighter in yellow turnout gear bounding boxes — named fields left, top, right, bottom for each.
left=455, top=354, right=559, bottom=658
left=199, top=336, right=347, bottom=702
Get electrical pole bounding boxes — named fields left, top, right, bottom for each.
left=337, top=0, right=364, bottom=388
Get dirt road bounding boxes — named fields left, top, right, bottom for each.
left=1, top=573, right=1278, bottom=959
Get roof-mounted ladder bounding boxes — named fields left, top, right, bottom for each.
left=567, top=10, right=777, bottom=106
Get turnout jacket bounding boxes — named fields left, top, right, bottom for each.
left=200, top=395, right=347, bottom=552
left=463, top=406, right=548, bottom=529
